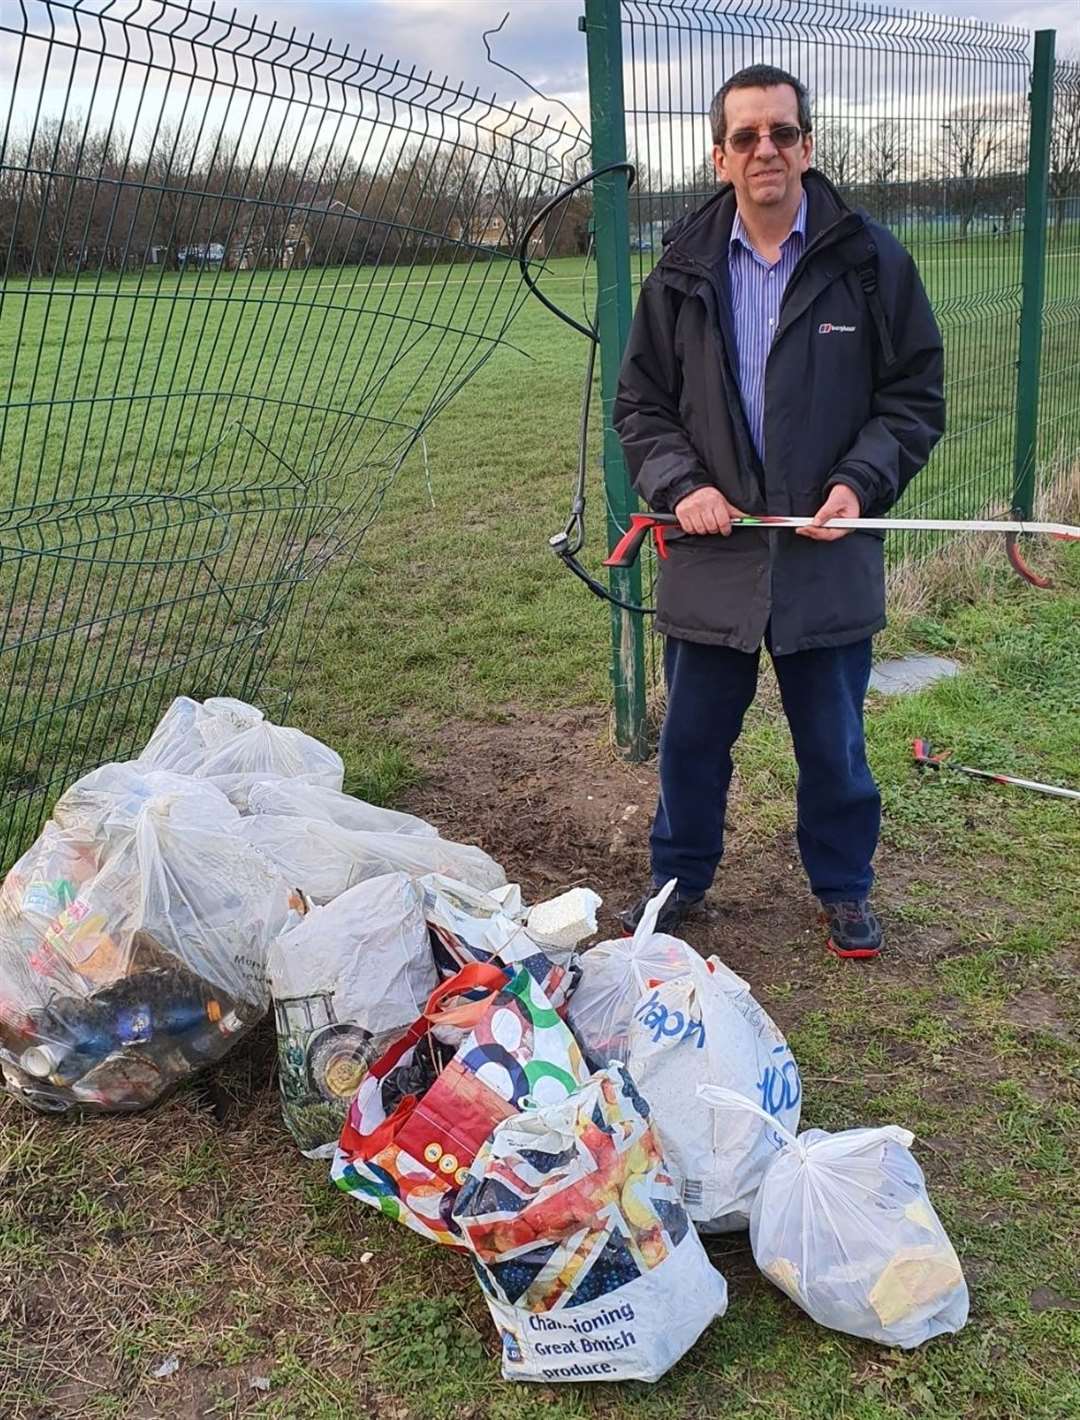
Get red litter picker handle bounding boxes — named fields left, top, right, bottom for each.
left=604, top=512, right=682, bottom=568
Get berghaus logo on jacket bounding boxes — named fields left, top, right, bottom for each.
left=818, top=322, right=856, bottom=334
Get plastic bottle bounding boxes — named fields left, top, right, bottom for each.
left=20, top=970, right=235, bottom=1085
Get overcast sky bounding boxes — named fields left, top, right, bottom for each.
left=4, top=0, right=1077, bottom=162
left=248, top=0, right=1080, bottom=115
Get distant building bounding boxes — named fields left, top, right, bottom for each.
left=177, top=242, right=225, bottom=268
left=447, top=211, right=545, bottom=254
left=227, top=199, right=369, bottom=269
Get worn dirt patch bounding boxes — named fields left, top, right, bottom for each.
left=401, top=705, right=1019, bottom=1000
left=1028, top=1286, right=1080, bottom=1313
left=1005, top=988, right=1076, bottom=1045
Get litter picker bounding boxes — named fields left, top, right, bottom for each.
left=912, top=738, right=1080, bottom=801
left=603, top=511, right=1080, bottom=593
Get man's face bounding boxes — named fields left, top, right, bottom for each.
left=712, top=84, right=812, bottom=212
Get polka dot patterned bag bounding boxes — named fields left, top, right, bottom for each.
left=330, top=962, right=590, bottom=1247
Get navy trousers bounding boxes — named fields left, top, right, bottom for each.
left=650, top=633, right=880, bottom=903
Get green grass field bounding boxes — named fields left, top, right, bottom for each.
left=3, top=230, right=1079, bottom=854
left=1, top=232, right=1080, bottom=1418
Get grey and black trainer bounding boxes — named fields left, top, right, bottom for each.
left=618, top=888, right=705, bottom=937
left=820, top=899, right=883, bottom=959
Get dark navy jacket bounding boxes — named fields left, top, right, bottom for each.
left=613, top=169, right=945, bottom=652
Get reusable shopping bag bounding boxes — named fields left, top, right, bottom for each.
left=453, top=1064, right=729, bottom=1383
left=331, top=963, right=589, bottom=1246
left=419, top=874, right=578, bottom=1025
left=698, top=1087, right=969, bottom=1348
left=269, top=873, right=438, bottom=1157
left=624, top=959, right=800, bottom=1229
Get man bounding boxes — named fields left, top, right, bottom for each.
left=613, top=65, right=945, bottom=958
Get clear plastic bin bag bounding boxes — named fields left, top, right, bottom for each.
left=235, top=814, right=506, bottom=905
left=247, top=778, right=437, bottom=837
left=136, top=696, right=343, bottom=793
left=269, top=872, right=437, bottom=1158
left=0, top=782, right=304, bottom=1114
left=135, top=696, right=264, bottom=775
left=698, top=1087, right=969, bottom=1348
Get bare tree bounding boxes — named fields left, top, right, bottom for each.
left=814, top=119, right=861, bottom=191
left=860, top=121, right=903, bottom=225
left=483, top=129, right=548, bottom=253
left=936, top=101, right=1023, bottom=240
left=1050, top=58, right=1080, bottom=240
left=138, top=122, right=199, bottom=269
left=0, top=108, right=582, bottom=276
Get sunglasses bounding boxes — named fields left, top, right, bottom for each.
left=724, top=124, right=807, bottom=154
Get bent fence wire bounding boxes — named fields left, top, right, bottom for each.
left=1043, top=57, right=1080, bottom=471
left=614, top=0, right=1080, bottom=674
left=0, top=0, right=589, bottom=867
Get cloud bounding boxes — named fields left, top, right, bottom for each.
left=5, top=0, right=1077, bottom=175
left=933, top=1, right=1080, bottom=50
left=266, top=0, right=589, bottom=104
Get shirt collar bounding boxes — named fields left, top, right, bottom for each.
left=730, top=189, right=807, bottom=255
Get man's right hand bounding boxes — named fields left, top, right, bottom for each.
left=673, top=486, right=746, bottom=537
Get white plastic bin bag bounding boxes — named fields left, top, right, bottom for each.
left=698, top=1087, right=969, bottom=1348
left=269, top=873, right=437, bottom=1157
left=625, top=960, right=800, bottom=1230
left=453, top=1064, right=728, bottom=1382
left=566, top=881, right=700, bottom=1067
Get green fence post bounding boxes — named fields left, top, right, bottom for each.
left=582, top=0, right=648, bottom=760
left=1013, top=29, right=1056, bottom=520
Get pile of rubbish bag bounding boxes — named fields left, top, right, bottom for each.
left=0, top=696, right=970, bottom=1383
left=0, top=697, right=503, bottom=1116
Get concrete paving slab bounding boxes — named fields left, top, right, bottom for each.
left=869, top=654, right=960, bottom=695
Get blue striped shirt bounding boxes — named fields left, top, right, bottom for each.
left=728, top=191, right=807, bottom=460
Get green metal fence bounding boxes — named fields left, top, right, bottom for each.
left=0, top=0, right=588, bottom=868
left=1041, top=57, right=1080, bottom=469
left=583, top=0, right=1080, bottom=751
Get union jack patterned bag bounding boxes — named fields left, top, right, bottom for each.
left=452, top=1065, right=729, bottom=1382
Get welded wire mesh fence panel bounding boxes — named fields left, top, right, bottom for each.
left=1040, top=58, right=1080, bottom=474
left=616, top=0, right=1056, bottom=643
left=0, top=0, right=588, bottom=867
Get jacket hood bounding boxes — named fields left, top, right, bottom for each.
left=658, top=168, right=857, bottom=272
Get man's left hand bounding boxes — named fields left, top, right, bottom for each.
left=796, top=483, right=862, bottom=541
